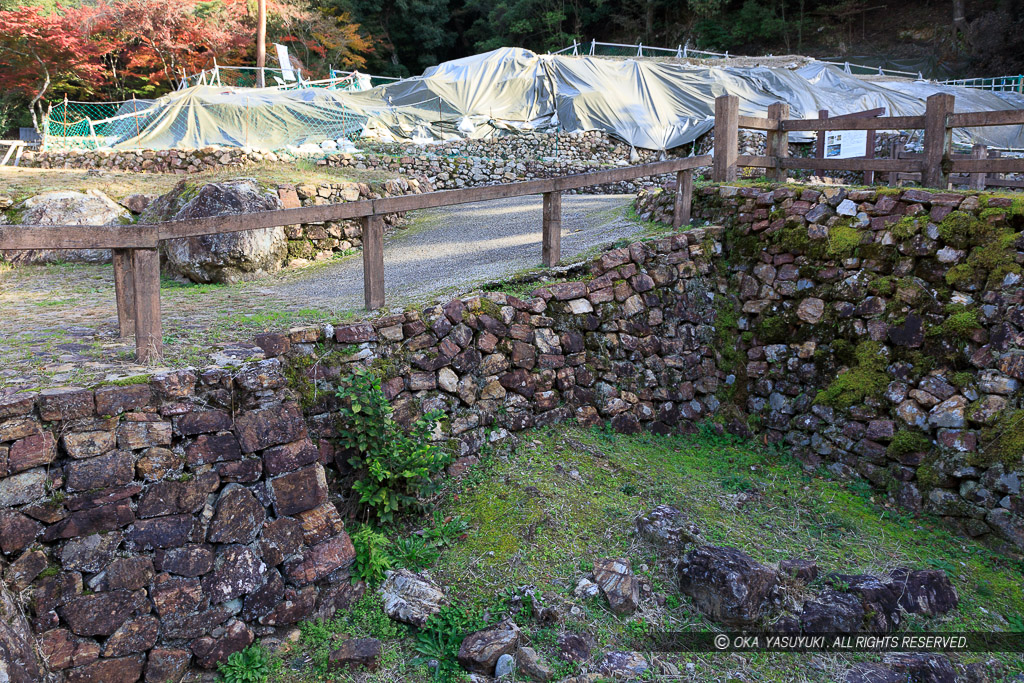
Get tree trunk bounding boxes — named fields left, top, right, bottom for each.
left=256, top=0, right=267, bottom=87
left=952, top=0, right=967, bottom=49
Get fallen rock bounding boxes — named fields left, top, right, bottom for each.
left=378, top=569, right=447, bottom=627
left=635, top=505, right=703, bottom=549
left=778, top=559, right=819, bottom=584
left=515, top=646, right=554, bottom=682
left=592, top=557, right=640, bottom=615
left=888, top=568, right=958, bottom=616
left=677, top=545, right=779, bottom=625
left=494, top=653, right=515, bottom=679
left=328, top=638, right=382, bottom=672
left=146, top=178, right=287, bottom=284
left=595, top=651, right=648, bottom=678
left=556, top=631, right=594, bottom=662
left=884, top=653, right=957, bottom=683
left=457, top=618, right=521, bottom=675
left=799, top=589, right=864, bottom=634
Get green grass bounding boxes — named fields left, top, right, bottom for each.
left=259, top=424, right=1023, bottom=682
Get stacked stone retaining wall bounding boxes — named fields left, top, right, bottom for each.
left=0, top=228, right=722, bottom=681
left=636, top=182, right=1024, bottom=549
left=23, top=131, right=687, bottom=195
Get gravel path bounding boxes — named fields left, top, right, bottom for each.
left=271, top=194, right=639, bottom=307
left=0, top=194, right=644, bottom=390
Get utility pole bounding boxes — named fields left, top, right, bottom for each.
left=256, top=0, right=267, bottom=88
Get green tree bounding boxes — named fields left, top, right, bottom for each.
left=320, top=0, right=452, bottom=76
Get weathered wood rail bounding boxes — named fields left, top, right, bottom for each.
left=0, top=155, right=710, bottom=362
left=714, top=92, right=1024, bottom=189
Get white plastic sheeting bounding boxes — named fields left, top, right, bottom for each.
left=106, top=47, right=1024, bottom=151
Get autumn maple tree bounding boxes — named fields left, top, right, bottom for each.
left=0, top=5, right=110, bottom=132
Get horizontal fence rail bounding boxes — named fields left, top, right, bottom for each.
left=0, top=156, right=710, bottom=363
left=713, top=92, right=1024, bottom=189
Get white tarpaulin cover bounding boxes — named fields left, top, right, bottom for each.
left=107, top=47, right=1024, bottom=151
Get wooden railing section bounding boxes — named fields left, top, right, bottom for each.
left=713, top=92, right=1024, bottom=189
left=0, top=155, right=710, bottom=362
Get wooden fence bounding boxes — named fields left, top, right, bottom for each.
left=3, top=91, right=1024, bottom=363
left=0, top=156, right=709, bottom=362
left=713, top=93, right=1024, bottom=189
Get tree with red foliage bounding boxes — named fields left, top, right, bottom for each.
left=94, top=0, right=250, bottom=93
left=0, top=4, right=111, bottom=132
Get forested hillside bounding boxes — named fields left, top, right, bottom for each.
left=1, top=0, right=1022, bottom=133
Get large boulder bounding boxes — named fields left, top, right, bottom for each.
left=1, top=190, right=130, bottom=265
left=145, top=178, right=286, bottom=283
left=676, top=545, right=779, bottom=626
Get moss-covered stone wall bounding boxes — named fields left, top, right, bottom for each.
left=636, top=182, right=1024, bottom=550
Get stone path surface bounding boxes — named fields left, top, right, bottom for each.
left=0, top=194, right=645, bottom=391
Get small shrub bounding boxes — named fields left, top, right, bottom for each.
left=346, top=591, right=404, bottom=640
left=218, top=644, right=274, bottom=683
left=336, top=371, right=449, bottom=522
left=350, top=526, right=392, bottom=586
left=414, top=602, right=490, bottom=681
left=390, top=535, right=441, bottom=571
left=424, top=511, right=470, bottom=547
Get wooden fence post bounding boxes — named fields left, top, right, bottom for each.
left=362, top=214, right=384, bottom=310
left=969, top=144, right=988, bottom=190
left=112, top=249, right=136, bottom=338
left=923, top=93, right=955, bottom=188
left=672, top=169, right=693, bottom=228
left=712, top=95, right=739, bottom=182
left=766, top=102, right=789, bottom=183
left=814, top=109, right=829, bottom=161
left=131, top=249, right=162, bottom=362
left=542, top=191, right=562, bottom=267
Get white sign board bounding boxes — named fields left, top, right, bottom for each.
left=275, top=44, right=296, bottom=81
left=824, top=129, right=868, bottom=159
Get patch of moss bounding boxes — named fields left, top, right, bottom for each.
left=937, top=210, right=984, bottom=248
left=868, top=275, right=896, bottom=297
left=283, top=354, right=318, bottom=410
left=826, top=224, right=863, bottom=259
left=478, top=298, right=503, bottom=319
left=950, top=372, right=974, bottom=388
left=928, top=307, right=981, bottom=340
left=915, top=454, right=943, bottom=489
left=890, top=216, right=922, bottom=240
left=887, top=431, right=931, bottom=458
left=94, top=374, right=152, bottom=388
left=755, top=315, right=788, bottom=344
left=944, top=263, right=974, bottom=287
left=975, top=409, right=1024, bottom=468
left=814, top=341, right=888, bottom=409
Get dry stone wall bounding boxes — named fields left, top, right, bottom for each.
left=636, top=182, right=1024, bottom=550
left=0, top=229, right=723, bottom=681
left=22, top=131, right=686, bottom=195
